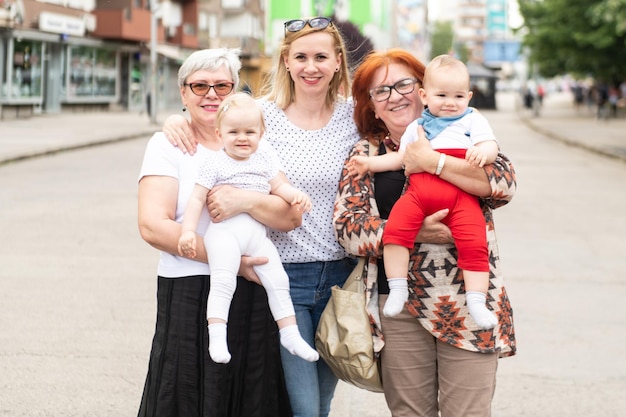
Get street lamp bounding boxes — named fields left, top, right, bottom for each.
left=149, top=0, right=159, bottom=125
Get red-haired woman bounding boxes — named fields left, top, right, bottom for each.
left=334, top=48, right=517, bottom=417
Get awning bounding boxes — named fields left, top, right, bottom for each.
left=154, top=44, right=194, bottom=62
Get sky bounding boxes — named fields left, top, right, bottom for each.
left=428, top=0, right=523, bottom=27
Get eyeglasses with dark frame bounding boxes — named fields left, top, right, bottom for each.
left=184, top=82, right=235, bottom=97
left=284, top=17, right=333, bottom=34
left=369, top=78, right=419, bottom=102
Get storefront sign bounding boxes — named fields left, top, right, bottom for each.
left=39, top=12, right=86, bottom=37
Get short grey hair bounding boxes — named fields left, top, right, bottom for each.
left=177, top=48, right=242, bottom=88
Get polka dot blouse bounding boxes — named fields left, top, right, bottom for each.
left=259, top=98, right=360, bottom=263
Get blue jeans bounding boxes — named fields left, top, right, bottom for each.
left=281, top=258, right=356, bottom=417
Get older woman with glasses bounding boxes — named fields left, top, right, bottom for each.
left=334, top=48, right=517, bottom=417
left=162, top=17, right=361, bottom=417
left=137, top=48, right=297, bottom=417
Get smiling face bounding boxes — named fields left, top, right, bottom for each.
left=180, top=65, right=234, bottom=129
left=283, top=31, right=341, bottom=98
left=419, top=63, right=473, bottom=117
left=215, top=101, right=264, bottom=161
left=369, top=62, right=424, bottom=140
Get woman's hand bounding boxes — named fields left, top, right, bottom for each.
left=163, top=114, right=197, bottom=155
left=405, top=125, right=491, bottom=197
left=208, top=184, right=302, bottom=231
left=238, top=256, right=268, bottom=285
left=206, top=185, right=246, bottom=222
left=403, top=125, right=440, bottom=175
left=415, top=209, right=453, bottom=244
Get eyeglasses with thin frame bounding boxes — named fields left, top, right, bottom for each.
left=369, top=78, right=419, bottom=102
left=284, top=17, right=333, bottom=34
left=184, top=82, right=234, bottom=97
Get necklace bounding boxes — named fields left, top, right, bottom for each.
left=383, top=134, right=399, bottom=152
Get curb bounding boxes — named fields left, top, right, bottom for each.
left=517, top=111, right=626, bottom=164
left=0, top=132, right=152, bottom=167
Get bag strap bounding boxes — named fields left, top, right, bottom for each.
left=368, top=139, right=378, bottom=157
left=353, top=256, right=366, bottom=280
left=343, top=257, right=366, bottom=292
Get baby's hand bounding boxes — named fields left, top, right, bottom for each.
left=292, top=191, right=312, bottom=213
left=347, top=155, right=370, bottom=180
left=465, top=146, right=488, bottom=167
left=178, top=231, right=198, bottom=258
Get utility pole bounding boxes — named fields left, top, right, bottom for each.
left=149, top=0, right=158, bottom=125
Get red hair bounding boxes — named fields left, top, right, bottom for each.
left=352, top=48, right=426, bottom=142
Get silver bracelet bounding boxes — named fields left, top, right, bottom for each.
left=435, top=153, right=446, bottom=176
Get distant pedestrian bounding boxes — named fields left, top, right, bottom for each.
left=594, top=82, right=609, bottom=120
left=608, top=84, right=620, bottom=118
left=145, top=92, right=151, bottom=118
left=536, top=83, right=546, bottom=106
left=522, top=85, right=534, bottom=110
left=572, top=82, right=585, bottom=112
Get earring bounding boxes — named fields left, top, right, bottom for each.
left=182, top=107, right=186, bottom=112
left=335, top=67, right=340, bottom=72
left=286, top=66, right=290, bottom=72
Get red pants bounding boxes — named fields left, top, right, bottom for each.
left=383, top=149, right=489, bottom=272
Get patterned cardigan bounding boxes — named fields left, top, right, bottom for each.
left=333, top=138, right=517, bottom=357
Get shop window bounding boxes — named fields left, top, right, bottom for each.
left=5, top=40, right=43, bottom=100
left=68, top=46, right=117, bottom=99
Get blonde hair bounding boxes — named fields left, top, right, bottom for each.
left=424, top=54, right=470, bottom=89
left=216, top=92, right=265, bottom=133
left=260, top=19, right=351, bottom=110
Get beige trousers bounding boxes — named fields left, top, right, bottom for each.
left=379, top=294, right=498, bottom=417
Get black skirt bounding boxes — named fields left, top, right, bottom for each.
left=138, top=275, right=292, bottom=417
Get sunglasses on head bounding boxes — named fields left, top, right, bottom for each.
left=284, top=17, right=333, bottom=34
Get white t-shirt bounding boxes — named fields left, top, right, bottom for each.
left=400, top=111, right=497, bottom=151
left=259, top=98, right=360, bottom=263
left=138, top=132, right=213, bottom=278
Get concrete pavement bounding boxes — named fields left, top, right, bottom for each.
left=1, top=91, right=625, bottom=165
left=516, top=90, right=626, bottom=161
left=0, top=110, right=169, bottom=165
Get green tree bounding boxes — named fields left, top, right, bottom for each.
left=430, top=21, right=454, bottom=58
left=453, top=43, right=470, bottom=64
left=429, top=21, right=470, bottom=62
left=517, top=0, right=626, bottom=82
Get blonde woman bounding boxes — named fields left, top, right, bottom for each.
left=163, top=17, right=359, bottom=417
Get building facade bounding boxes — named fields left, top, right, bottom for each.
left=0, top=0, right=457, bottom=119
left=1, top=0, right=120, bottom=118
left=438, top=0, right=518, bottom=66
left=0, top=0, right=266, bottom=119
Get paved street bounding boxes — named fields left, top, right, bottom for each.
left=0, top=91, right=625, bottom=416
left=483, top=94, right=626, bottom=417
